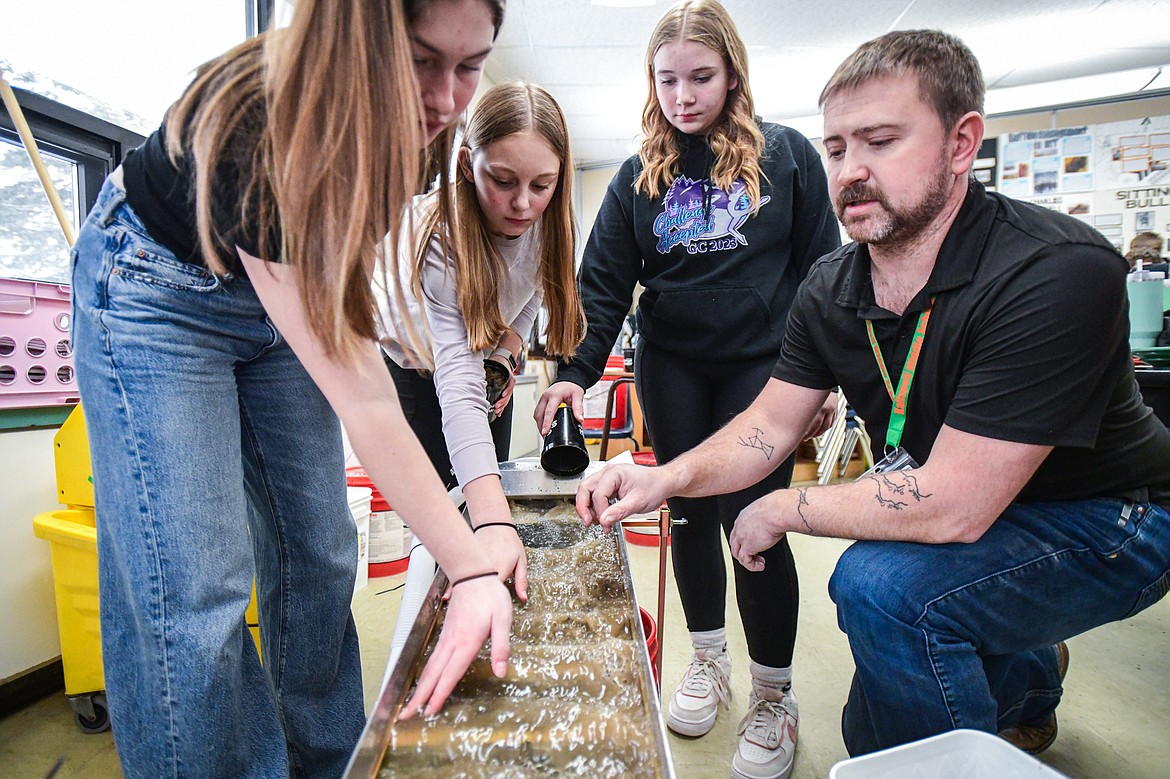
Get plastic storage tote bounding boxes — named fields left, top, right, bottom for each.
left=829, top=729, right=1070, bottom=779
left=0, top=277, right=79, bottom=410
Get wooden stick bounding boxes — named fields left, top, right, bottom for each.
left=0, top=70, right=77, bottom=247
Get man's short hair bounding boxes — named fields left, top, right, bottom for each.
left=1127, top=231, right=1164, bottom=267
left=819, top=30, right=985, bottom=131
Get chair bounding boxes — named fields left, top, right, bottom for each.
left=814, top=394, right=874, bottom=484
left=586, top=375, right=642, bottom=460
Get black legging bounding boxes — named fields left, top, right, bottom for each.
left=385, top=354, right=513, bottom=490
left=635, top=340, right=799, bottom=667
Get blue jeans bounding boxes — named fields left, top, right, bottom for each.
left=71, top=177, right=364, bottom=777
left=829, top=497, right=1170, bottom=756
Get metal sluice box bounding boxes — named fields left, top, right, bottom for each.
left=344, top=460, right=675, bottom=778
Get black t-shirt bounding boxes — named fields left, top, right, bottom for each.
left=121, top=104, right=280, bottom=270
left=774, top=180, right=1170, bottom=506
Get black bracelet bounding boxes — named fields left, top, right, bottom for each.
left=473, top=522, right=518, bottom=533
left=450, top=570, right=499, bottom=588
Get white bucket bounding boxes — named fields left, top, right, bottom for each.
left=347, top=486, right=372, bottom=593
left=369, top=505, right=406, bottom=574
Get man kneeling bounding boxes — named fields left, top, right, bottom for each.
left=576, top=29, right=1170, bottom=759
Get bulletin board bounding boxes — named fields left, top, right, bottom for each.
left=998, top=115, right=1170, bottom=252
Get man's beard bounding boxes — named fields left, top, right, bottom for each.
left=834, top=161, right=952, bottom=248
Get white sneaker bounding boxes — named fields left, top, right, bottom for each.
left=666, top=649, right=732, bottom=736
left=731, top=684, right=798, bottom=779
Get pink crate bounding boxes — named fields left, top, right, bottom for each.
left=0, top=277, right=80, bottom=409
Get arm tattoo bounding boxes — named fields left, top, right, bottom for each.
left=795, top=487, right=816, bottom=535
left=865, top=472, right=933, bottom=511
left=737, top=427, right=775, bottom=460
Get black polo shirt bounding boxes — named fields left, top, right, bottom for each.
left=774, top=180, right=1170, bottom=505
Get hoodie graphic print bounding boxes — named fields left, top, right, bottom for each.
left=652, top=175, right=771, bottom=255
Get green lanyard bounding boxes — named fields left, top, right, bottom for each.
left=864, top=301, right=933, bottom=451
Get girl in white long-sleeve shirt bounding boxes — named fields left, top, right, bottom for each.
left=379, top=82, right=585, bottom=599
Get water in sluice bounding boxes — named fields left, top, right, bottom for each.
left=511, top=607, right=631, bottom=643
left=380, top=500, right=660, bottom=778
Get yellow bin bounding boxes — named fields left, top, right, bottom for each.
left=32, top=508, right=103, bottom=697
left=34, top=406, right=260, bottom=734
left=32, top=507, right=263, bottom=733
left=31, top=508, right=109, bottom=732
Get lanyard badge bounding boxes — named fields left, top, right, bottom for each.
left=857, top=301, right=932, bottom=479
left=860, top=446, right=919, bottom=477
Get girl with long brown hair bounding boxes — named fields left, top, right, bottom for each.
left=535, top=2, right=839, bottom=777
left=380, top=81, right=583, bottom=597
left=69, top=1, right=507, bottom=775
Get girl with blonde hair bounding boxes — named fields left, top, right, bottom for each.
left=381, top=81, right=584, bottom=596
left=69, top=1, right=508, bottom=775
left=535, top=2, right=839, bottom=777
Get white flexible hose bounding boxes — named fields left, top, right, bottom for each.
left=382, top=539, right=436, bottom=689
left=381, top=485, right=465, bottom=691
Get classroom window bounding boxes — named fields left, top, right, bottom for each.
left=0, top=1, right=255, bottom=133
left=0, top=135, right=79, bottom=283
left=0, top=1, right=271, bottom=282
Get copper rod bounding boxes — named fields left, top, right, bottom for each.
left=620, top=517, right=686, bottom=527
left=0, top=70, right=76, bottom=247
left=655, top=504, right=669, bottom=694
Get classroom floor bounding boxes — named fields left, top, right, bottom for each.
left=2, top=508, right=1168, bottom=778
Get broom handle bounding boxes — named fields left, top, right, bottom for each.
left=0, top=70, right=77, bottom=247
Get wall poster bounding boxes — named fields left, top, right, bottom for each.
left=998, top=115, right=1170, bottom=253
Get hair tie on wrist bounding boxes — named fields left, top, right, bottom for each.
left=450, top=570, right=498, bottom=588
left=473, top=522, right=517, bottom=533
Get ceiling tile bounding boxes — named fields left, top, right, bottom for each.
left=478, top=0, right=1170, bottom=166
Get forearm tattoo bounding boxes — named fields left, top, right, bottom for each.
left=795, top=487, right=816, bottom=535
left=737, top=427, right=775, bottom=460
left=865, top=472, right=933, bottom=511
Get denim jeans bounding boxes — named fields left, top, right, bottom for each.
left=71, top=177, right=364, bottom=777
left=829, top=497, right=1170, bottom=756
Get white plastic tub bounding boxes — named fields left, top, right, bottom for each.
left=830, top=729, right=1069, bottom=779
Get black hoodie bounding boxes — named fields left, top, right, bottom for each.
left=555, top=122, right=840, bottom=389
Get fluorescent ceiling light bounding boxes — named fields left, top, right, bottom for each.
left=964, top=11, right=1169, bottom=77
left=779, top=66, right=1169, bottom=141
left=984, top=66, right=1168, bottom=115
